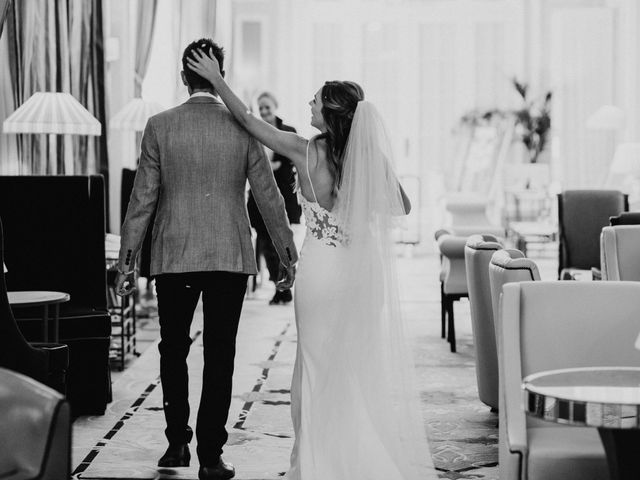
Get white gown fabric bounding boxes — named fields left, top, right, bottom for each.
left=286, top=101, right=437, bottom=479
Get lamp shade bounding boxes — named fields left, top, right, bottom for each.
left=611, top=143, right=640, bottom=175
left=586, top=105, right=625, bottom=130
left=3, top=92, right=101, bottom=135
left=110, top=98, right=164, bottom=131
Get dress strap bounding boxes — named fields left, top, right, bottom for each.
left=306, top=137, right=319, bottom=204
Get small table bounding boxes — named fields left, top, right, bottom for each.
left=509, top=221, right=556, bottom=256
left=523, top=367, right=640, bottom=480
left=8, top=291, right=70, bottom=343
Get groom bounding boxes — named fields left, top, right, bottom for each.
left=116, top=38, right=298, bottom=480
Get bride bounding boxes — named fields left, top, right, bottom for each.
left=188, top=49, right=436, bottom=479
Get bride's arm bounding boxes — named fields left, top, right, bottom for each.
left=187, top=49, right=307, bottom=163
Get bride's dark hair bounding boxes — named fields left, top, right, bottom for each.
left=318, top=80, right=364, bottom=195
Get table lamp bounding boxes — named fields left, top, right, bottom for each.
left=2, top=92, right=102, bottom=173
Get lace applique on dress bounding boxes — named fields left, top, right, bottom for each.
left=300, top=195, right=347, bottom=248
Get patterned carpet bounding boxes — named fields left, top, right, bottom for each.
left=71, top=253, right=557, bottom=480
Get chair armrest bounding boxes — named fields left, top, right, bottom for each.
left=452, top=226, right=506, bottom=238
left=498, top=285, right=528, bottom=455
left=437, top=235, right=468, bottom=258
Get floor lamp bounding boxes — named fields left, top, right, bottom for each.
left=2, top=92, right=101, bottom=174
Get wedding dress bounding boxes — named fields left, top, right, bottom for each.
left=286, top=101, right=437, bottom=479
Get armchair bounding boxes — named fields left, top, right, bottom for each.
left=436, top=228, right=505, bottom=352
left=0, top=368, right=71, bottom=480
left=0, top=175, right=112, bottom=415
left=488, top=249, right=540, bottom=332
left=600, top=225, right=640, bottom=281
left=557, top=190, right=628, bottom=280
left=436, top=232, right=469, bottom=353
left=498, top=281, right=640, bottom=479
left=609, top=212, right=640, bottom=226
left=0, top=217, right=69, bottom=394
left=464, top=234, right=502, bottom=410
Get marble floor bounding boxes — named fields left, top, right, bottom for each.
left=72, top=249, right=558, bottom=480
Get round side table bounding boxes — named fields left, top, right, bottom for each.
left=8, top=291, right=70, bottom=343
left=524, top=366, right=640, bottom=480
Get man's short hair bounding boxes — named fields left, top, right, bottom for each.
left=182, top=38, right=224, bottom=90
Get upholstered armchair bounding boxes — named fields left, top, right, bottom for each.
left=436, top=228, right=506, bottom=353
left=0, top=217, right=69, bottom=394
left=488, top=249, right=541, bottom=328
left=497, top=281, right=640, bottom=480
left=436, top=231, right=468, bottom=352
left=464, top=234, right=502, bottom=410
left=600, top=225, right=640, bottom=281
left=0, top=368, right=71, bottom=480
left=0, top=176, right=112, bottom=414
left=557, top=190, right=628, bottom=280
left=609, top=211, right=640, bottom=226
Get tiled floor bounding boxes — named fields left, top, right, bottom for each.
left=72, top=249, right=558, bottom=480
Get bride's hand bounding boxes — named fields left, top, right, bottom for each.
left=187, top=48, right=222, bottom=84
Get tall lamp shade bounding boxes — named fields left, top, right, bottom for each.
left=110, top=98, right=164, bottom=131
left=3, top=92, right=101, bottom=135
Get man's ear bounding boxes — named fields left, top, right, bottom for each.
left=180, top=71, right=188, bottom=87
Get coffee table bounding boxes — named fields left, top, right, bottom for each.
left=523, top=366, right=640, bottom=480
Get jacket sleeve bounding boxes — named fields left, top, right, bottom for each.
left=246, top=136, right=299, bottom=267
left=118, top=119, right=161, bottom=272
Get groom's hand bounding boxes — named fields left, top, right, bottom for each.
left=276, top=264, right=296, bottom=291
left=116, top=271, right=137, bottom=297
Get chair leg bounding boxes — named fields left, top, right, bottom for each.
left=440, top=282, right=446, bottom=339
left=447, top=298, right=456, bottom=353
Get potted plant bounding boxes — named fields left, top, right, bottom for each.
left=512, top=78, right=552, bottom=163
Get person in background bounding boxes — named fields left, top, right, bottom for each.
left=247, top=92, right=301, bottom=305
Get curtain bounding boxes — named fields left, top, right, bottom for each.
left=0, top=0, right=17, bottom=174
left=172, top=0, right=217, bottom=105
left=4, top=0, right=109, bottom=180
left=135, top=0, right=158, bottom=97
left=0, top=0, right=9, bottom=38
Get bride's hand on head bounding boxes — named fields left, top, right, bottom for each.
left=187, top=48, right=222, bottom=84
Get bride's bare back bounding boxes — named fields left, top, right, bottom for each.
left=298, top=138, right=335, bottom=211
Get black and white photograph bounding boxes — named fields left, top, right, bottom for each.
left=1, top=1, right=640, bottom=479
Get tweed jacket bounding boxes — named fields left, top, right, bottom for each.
left=118, top=96, right=298, bottom=276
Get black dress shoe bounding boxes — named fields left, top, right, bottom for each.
left=199, top=457, right=235, bottom=480
left=269, top=291, right=282, bottom=305
left=279, top=289, right=292, bottom=304
left=157, top=443, right=190, bottom=468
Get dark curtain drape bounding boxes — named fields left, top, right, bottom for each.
left=5, top=0, right=109, bottom=222
left=6, top=0, right=109, bottom=179
left=0, top=0, right=9, bottom=38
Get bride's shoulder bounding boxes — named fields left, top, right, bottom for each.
left=307, top=137, right=329, bottom=169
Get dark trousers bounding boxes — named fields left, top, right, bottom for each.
left=256, top=232, right=280, bottom=283
left=155, top=271, right=248, bottom=466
